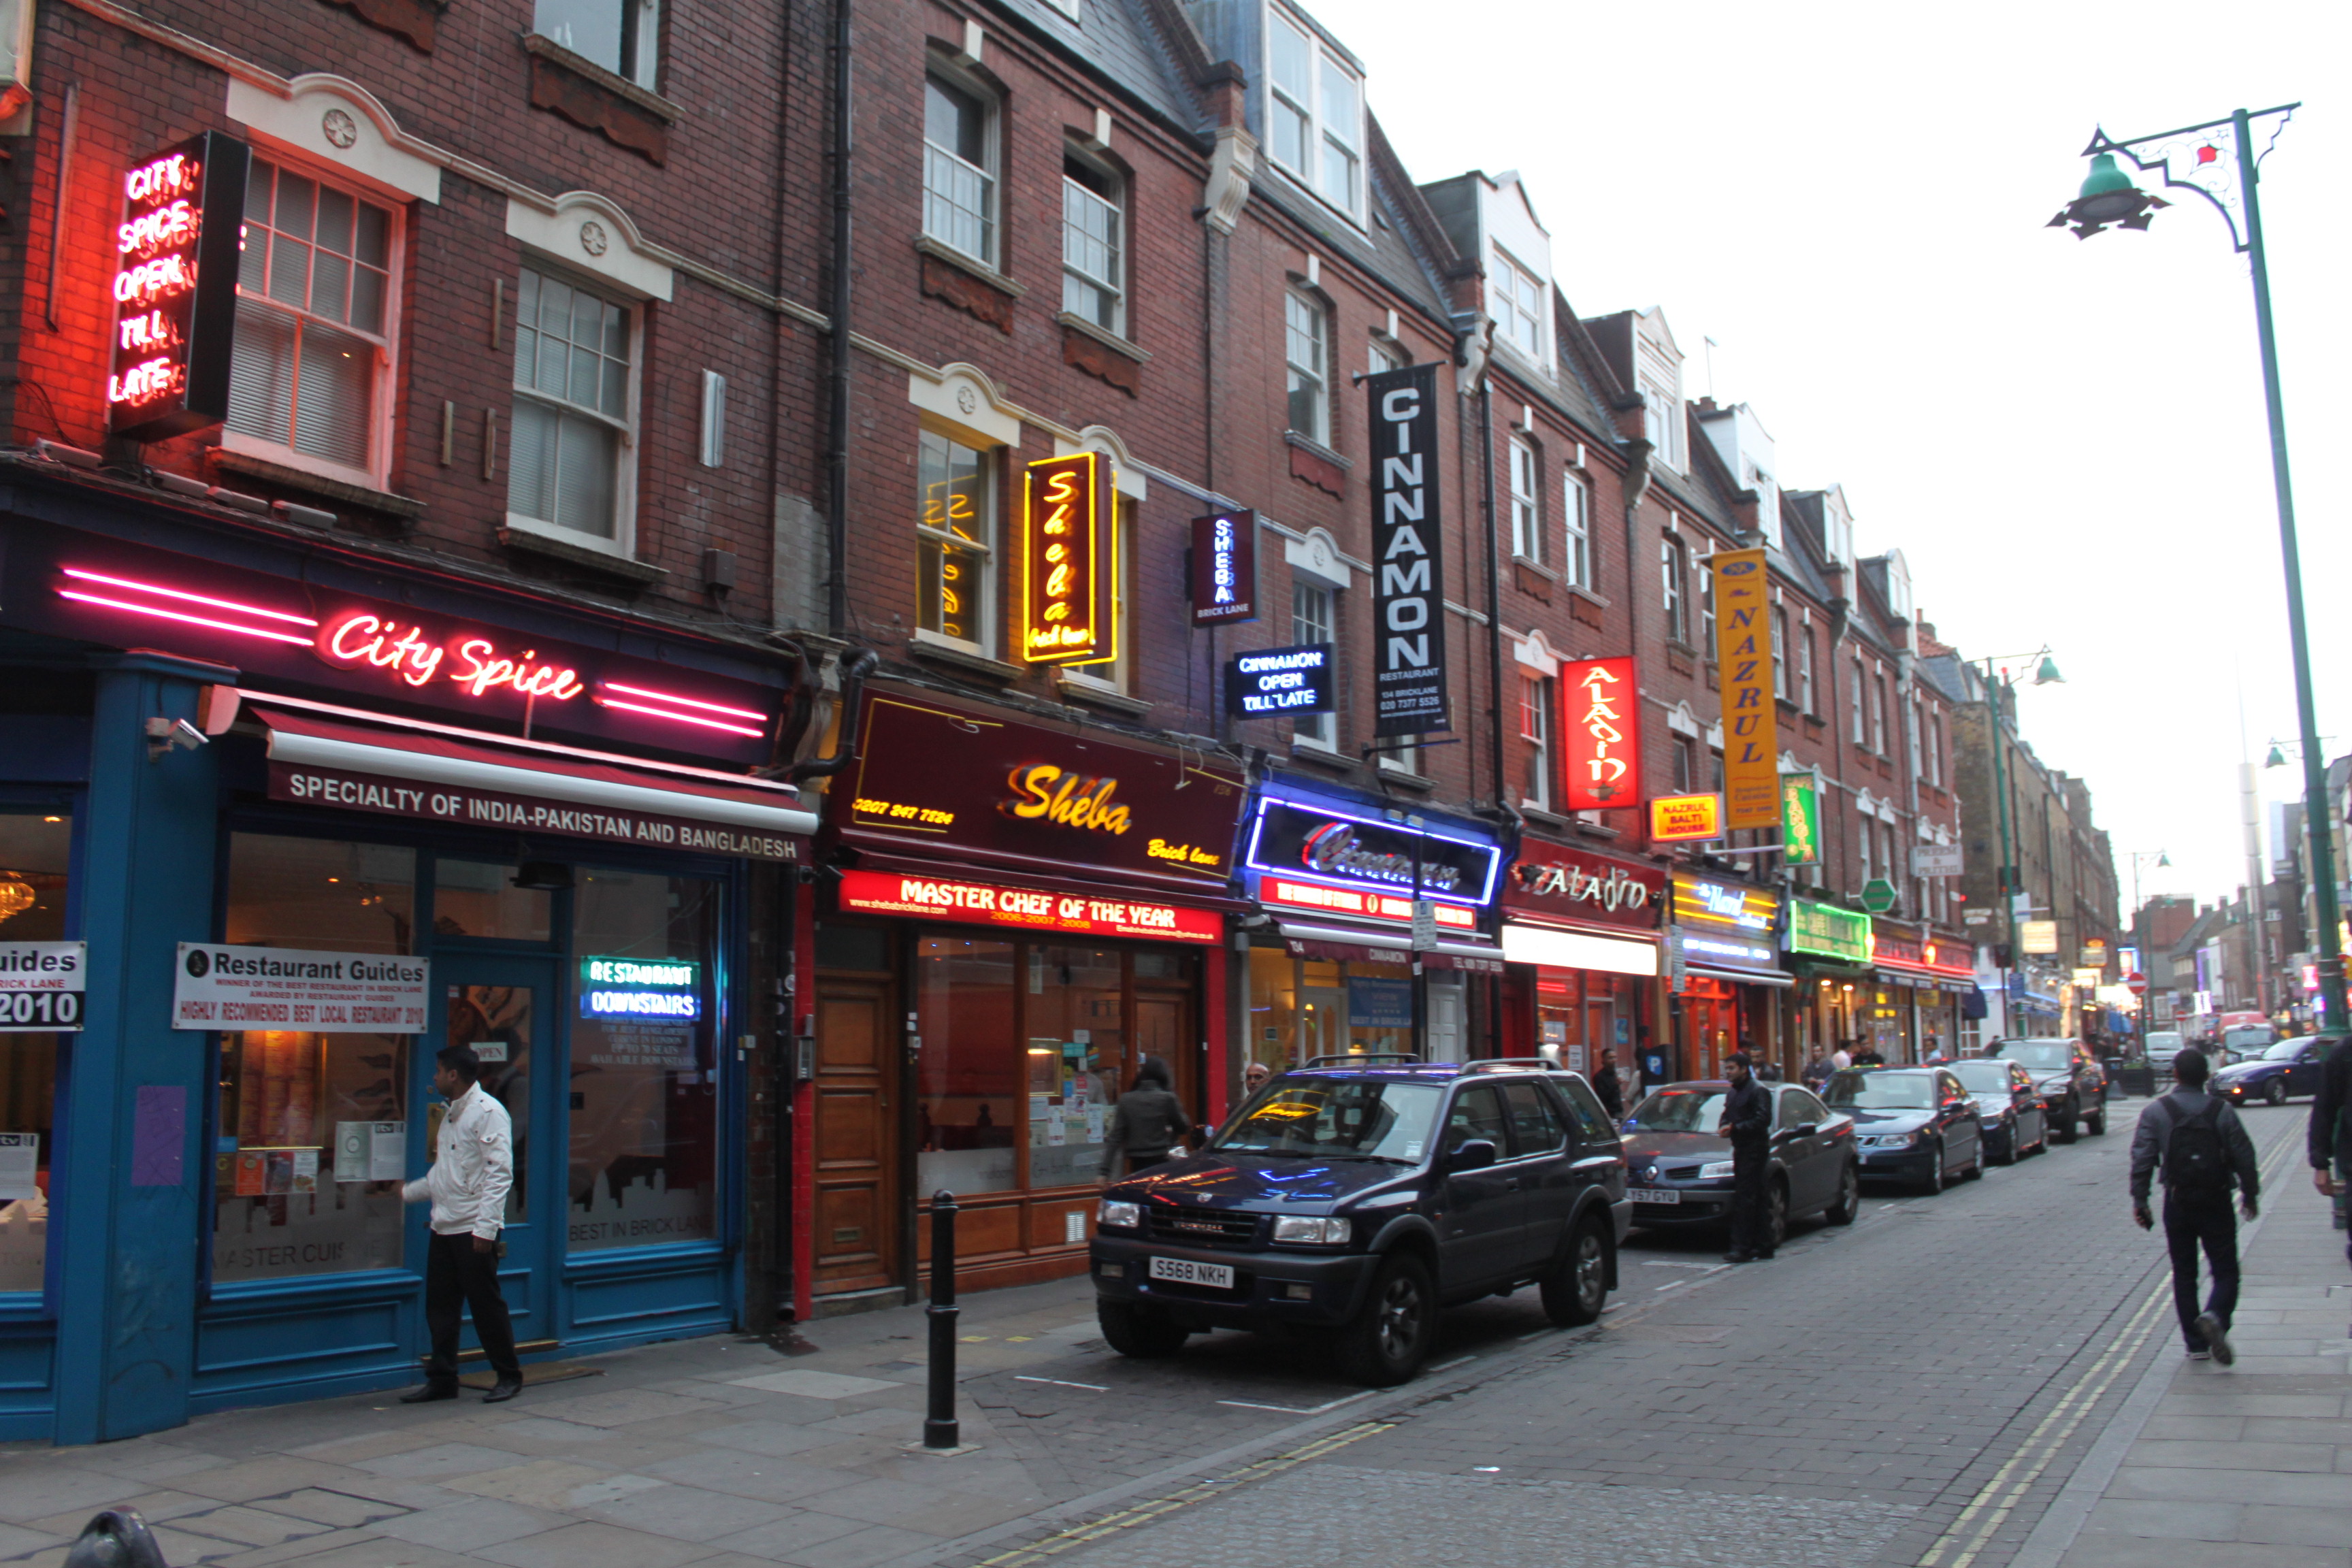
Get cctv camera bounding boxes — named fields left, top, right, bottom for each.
left=144, top=716, right=208, bottom=756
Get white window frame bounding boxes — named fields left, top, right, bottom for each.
left=534, top=0, right=662, bottom=88
left=1508, top=437, right=1541, bottom=563
left=1671, top=736, right=1695, bottom=793
left=1493, top=247, right=1544, bottom=360
left=1699, top=559, right=1716, bottom=652
left=1849, top=656, right=1866, bottom=743
left=914, top=425, right=998, bottom=655
left=1642, top=382, right=1682, bottom=469
left=220, top=154, right=404, bottom=493
left=1284, top=288, right=1330, bottom=445
left=1858, top=814, right=1874, bottom=886
left=504, top=261, right=642, bottom=558
left=1061, top=146, right=1125, bottom=336
left=923, top=65, right=999, bottom=267
left=1519, top=672, right=1552, bottom=811
left=1771, top=606, right=1789, bottom=699
left=1563, top=472, right=1591, bottom=589
left=1661, top=535, right=1688, bottom=644
left=1060, top=496, right=1136, bottom=695
left=1292, top=578, right=1338, bottom=750
left=1799, top=622, right=1816, bottom=713
left=1368, top=337, right=1405, bottom=376
left=1264, top=8, right=1365, bottom=222
left=1871, top=673, right=1888, bottom=755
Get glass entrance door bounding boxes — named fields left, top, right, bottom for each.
left=427, top=953, right=561, bottom=1360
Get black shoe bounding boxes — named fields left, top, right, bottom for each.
left=2194, top=1313, right=2235, bottom=1367
left=1724, top=1251, right=1754, bottom=1264
left=483, top=1377, right=523, bottom=1403
left=399, top=1383, right=458, bottom=1404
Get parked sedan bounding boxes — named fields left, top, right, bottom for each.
left=1948, top=1056, right=2047, bottom=1164
left=2001, top=1038, right=2107, bottom=1141
left=2214, top=1035, right=2328, bottom=1107
left=1619, top=1081, right=1860, bottom=1251
left=1823, top=1066, right=1983, bottom=1194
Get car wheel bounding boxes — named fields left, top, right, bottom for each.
left=1764, top=1179, right=1790, bottom=1251
left=1992, top=1121, right=2018, bottom=1166
left=1922, top=1149, right=1945, bottom=1196
left=1539, top=1221, right=1610, bottom=1327
left=2265, top=1079, right=2286, bottom=1107
left=1824, top=1162, right=1861, bottom=1226
left=1337, top=1253, right=1435, bottom=1386
left=2085, top=1105, right=2106, bottom=1137
left=1097, top=1301, right=1190, bottom=1359
left=1961, top=1141, right=1984, bottom=1180
left=2055, top=1097, right=2080, bottom=1143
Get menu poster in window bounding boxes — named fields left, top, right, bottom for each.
left=334, top=1122, right=370, bottom=1183
left=0, top=942, right=85, bottom=1032
left=174, top=944, right=428, bottom=1032
left=580, top=1019, right=696, bottom=1071
left=0, top=1134, right=35, bottom=1202
left=370, top=1122, right=406, bottom=1181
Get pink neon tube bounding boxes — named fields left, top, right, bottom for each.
left=61, top=568, right=318, bottom=627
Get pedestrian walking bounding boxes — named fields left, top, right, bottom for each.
left=2308, top=1033, right=2352, bottom=1288
left=1829, top=1043, right=1852, bottom=1073
left=2131, top=1047, right=2259, bottom=1365
left=399, top=1045, right=521, bottom=1403
left=1716, top=1052, right=1774, bottom=1263
left=1801, top=1051, right=1829, bottom=1091
left=1592, top=1047, right=1625, bottom=1120
left=1105, top=1056, right=1190, bottom=1180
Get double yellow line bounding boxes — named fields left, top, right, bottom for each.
left=974, top=1420, right=1396, bottom=1567
left=1915, top=1116, right=2309, bottom=1568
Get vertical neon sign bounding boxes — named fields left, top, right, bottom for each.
left=108, top=131, right=249, bottom=441
left=1021, top=451, right=1116, bottom=665
left=1189, top=509, right=1258, bottom=625
left=1560, top=655, right=1639, bottom=810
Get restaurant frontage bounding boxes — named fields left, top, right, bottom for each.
left=1784, top=897, right=1874, bottom=1063
left=1497, top=837, right=1662, bottom=1076
left=0, top=478, right=813, bottom=1443
left=1236, top=775, right=1507, bottom=1073
left=1867, top=920, right=1975, bottom=1062
left=803, top=685, right=1247, bottom=1309
left=1665, top=869, right=1788, bottom=1080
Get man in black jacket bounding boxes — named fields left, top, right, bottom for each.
left=1592, top=1048, right=1625, bottom=1120
left=2132, top=1047, right=2260, bottom=1363
left=1717, top=1054, right=1774, bottom=1263
left=2310, top=1034, right=2352, bottom=1275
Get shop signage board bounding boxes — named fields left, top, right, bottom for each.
left=2021, top=919, right=2060, bottom=955
left=14, top=522, right=783, bottom=764
left=108, top=131, right=249, bottom=440
left=579, top=956, right=701, bottom=1021
left=1671, top=872, right=1780, bottom=938
left=172, top=943, right=428, bottom=1032
left=1258, top=876, right=1478, bottom=932
left=841, top=690, right=1246, bottom=890
left=1226, top=643, right=1334, bottom=718
left=1365, top=363, right=1450, bottom=737
left=1861, top=878, right=1897, bottom=914
left=0, top=941, right=86, bottom=1032
left=1788, top=900, right=1870, bottom=963
left=1780, top=774, right=1820, bottom=864
left=1709, top=549, right=1782, bottom=828
left=1559, top=657, right=1639, bottom=810
left=1348, top=976, right=1413, bottom=1028
left=836, top=868, right=1223, bottom=944
left=1019, top=452, right=1117, bottom=666
left=1914, top=844, right=1963, bottom=878
left=1190, top=510, right=1258, bottom=625
left=1648, top=793, right=1722, bottom=843
left=1241, top=796, right=1502, bottom=912
left=1873, top=927, right=1974, bottom=982
left=1504, top=841, right=1664, bottom=932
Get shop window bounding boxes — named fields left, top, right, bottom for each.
left=434, top=858, right=551, bottom=943
left=917, top=429, right=996, bottom=651
left=225, top=159, right=398, bottom=487
left=214, top=834, right=418, bottom=1284
left=0, top=813, right=69, bottom=1293
left=915, top=937, right=1019, bottom=1195
left=1024, top=945, right=1123, bottom=1187
left=1247, top=948, right=1414, bottom=1077
left=568, top=869, right=720, bottom=1252
left=510, top=266, right=639, bottom=551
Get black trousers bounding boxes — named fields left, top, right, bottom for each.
left=1727, top=1142, right=1771, bottom=1257
left=424, top=1230, right=520, bottom=1384
left=2162, top=1190, right=2239, bottom=1352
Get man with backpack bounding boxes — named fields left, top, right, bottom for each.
left=2131, top=1047, right=2260, bottom=1364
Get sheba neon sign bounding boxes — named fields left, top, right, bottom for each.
left=107, top=131, right=248, bottom=441
left=1020, top=452, right=1117, bottom=666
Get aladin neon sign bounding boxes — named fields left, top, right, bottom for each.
left=1562, top=656, right=1639, bottom=811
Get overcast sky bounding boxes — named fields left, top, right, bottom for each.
left=1341, top=0, right=2350, bottom=920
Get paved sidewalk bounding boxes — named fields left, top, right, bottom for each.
left=2035, top=1151, right=2352, bottom=1567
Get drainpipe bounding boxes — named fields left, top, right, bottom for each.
left=823, top=0, right=855, bottom=638
left=1477, top=378, right=1505, bottom=815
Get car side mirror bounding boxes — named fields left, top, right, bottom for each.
left=1446, top=1139, right=1498, bottom=1173
left=1791, top=1122, right=1818, bottom=1138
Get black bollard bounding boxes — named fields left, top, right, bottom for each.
left=923, top=1189, right=960, bottom=1450
left=65, top=1509, right=167, bottom=1568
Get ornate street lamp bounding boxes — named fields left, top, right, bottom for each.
left=2050, top=104, right=2347, bottom=1036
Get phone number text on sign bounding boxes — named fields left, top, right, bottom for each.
left=0, top=943, right=86, bottom=1032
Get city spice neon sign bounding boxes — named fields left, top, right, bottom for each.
left=108, top=131, right=248, bottom=441
left=319, top=613, right=585, bottom=701
left=1561, top=655, right=1639, bottom=811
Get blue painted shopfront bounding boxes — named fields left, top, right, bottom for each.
left=0, top=469, right=808, bottom=1443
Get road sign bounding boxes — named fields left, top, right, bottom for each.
left=2125, top=972, right=2149, bottom=996
left=1861, top=878, right=1897, bottom=915
left=1410, top=900, right=1437, bottom=952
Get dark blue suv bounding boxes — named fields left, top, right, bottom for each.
left=1088, top=1059, right=1630, bottom=1386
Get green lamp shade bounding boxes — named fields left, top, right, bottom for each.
left=2034, top=655, right=2064, bottom=685
left=2078, top=152, right=2139, bottom=201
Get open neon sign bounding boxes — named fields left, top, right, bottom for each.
left=107, top=131, right=248, bottom=441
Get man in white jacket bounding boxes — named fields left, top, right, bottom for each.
left=399, top=1044, right=522, bottom=1403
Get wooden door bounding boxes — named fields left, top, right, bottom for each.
left=812, top=977, right=898, bottom=1294
left=1134, top=990, right=1197, bottom=1122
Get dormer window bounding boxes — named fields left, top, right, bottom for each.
left=1267, top=10, right=1363, bottom=220
left=1493, top=248, right=1544, bottom=359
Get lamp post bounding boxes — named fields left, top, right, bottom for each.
left=2127, top=848, right=2170, bottom=1039
left=2050, top=105, right=2347, bottom=1039
left=1978, top=649, right=2062, bottom=1041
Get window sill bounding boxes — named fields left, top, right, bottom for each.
left=1510, top=555, right=1558, bottom=581
left=1519, top=804, right=1574, bottom=830
left=1056, top=671, right=1150, bottom=718
left=1283, top=430, right=1352, bottom=470
left=499, top=519, right=669, bottom=583
left=909, top=628, right=1022, bottom=683
left=522, top=33, right=679, bottom=164
left=1375, top=762, right=1436, bottom=792
left=1565, top=583, right=1610, bottom=608
left=1055, top=312, right=1148, bottom=363
left=207, top=448, right=425, bottom=522
left=1288, top=740, right=1353, bottom=772
left=521, top=33, right=681, bottom=118
left=915, top=235, right=1026, bottom=299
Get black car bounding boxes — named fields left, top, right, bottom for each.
left=1998, top=1038, right=2107, bottom=1141
left=1824, top=1066, right=1984, bottom=1193
left=1089, top=1060, right=1630, bottom=1386
left=1618, top=1080, right=1859, bottom=1250
left=2213, top=1035, right=2329, bottom=1106
left=1947, top=1056, right=2048, bottom=1164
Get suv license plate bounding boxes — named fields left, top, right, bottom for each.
left=1148, top=1256, right=1235, bottom=1290
left=1631, top=1188, right=1681, bottom=1205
